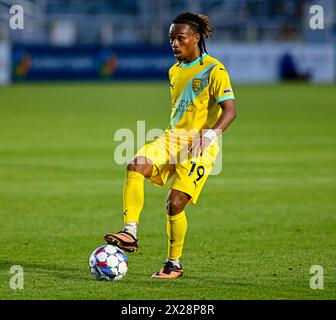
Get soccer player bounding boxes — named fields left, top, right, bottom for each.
left=104, top=12, right=236, bottom=279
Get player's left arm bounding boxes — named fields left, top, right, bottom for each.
left=190, top=64, right=236, bottom=157
left=211, top=99, right=236, bottom=133
left=191, top=99, right=236, bottom=156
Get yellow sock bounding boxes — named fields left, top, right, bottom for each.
left=166, top=210, right=188, bottom=260
left=123, top=170, right=145, bottom=224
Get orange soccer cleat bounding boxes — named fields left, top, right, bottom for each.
left=104, top=231, right=138, bottom=253
left=151, top=260, right=184, bottom=279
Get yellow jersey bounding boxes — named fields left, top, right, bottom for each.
left=167, top=53, right=234, bottom=139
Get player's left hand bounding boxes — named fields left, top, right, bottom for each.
left=188, top=136, right=212, bottom=158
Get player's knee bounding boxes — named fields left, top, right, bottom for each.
left=127, top=157, right=152, bottom=177
left=126, top=162, right=137, bottom=172
left=166, top=197, right=186, bottom=216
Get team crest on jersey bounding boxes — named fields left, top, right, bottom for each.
left=192, top=78, right=202, bottom=92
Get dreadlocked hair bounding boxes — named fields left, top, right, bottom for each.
left=172, top=12, right=213, bottom=58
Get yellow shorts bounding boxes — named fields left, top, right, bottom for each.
left=134, top=132, right=219, bottom=204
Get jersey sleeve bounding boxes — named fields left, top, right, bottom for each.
left=168, top=65, right=173, bottom=81
left=209, top=64, right=235, bottom=104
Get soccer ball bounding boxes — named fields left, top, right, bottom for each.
left=89, top=244, right=128, bottom=281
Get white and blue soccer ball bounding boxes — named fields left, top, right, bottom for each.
left=89, top=244, right=128, bottom=281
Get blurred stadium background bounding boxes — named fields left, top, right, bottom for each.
left=1, top=1, right=336, bottom=300
left=0, top=0, right=335, bottom=83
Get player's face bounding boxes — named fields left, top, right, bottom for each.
left=169, top=23, right=200, bottom=62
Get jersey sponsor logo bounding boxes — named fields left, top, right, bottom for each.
left=224, top=88, right=232, bottom=94
left=170, top=63, right=216, bottom=128
left=192, top=78, right=202, bottom=92
left=175, top=100, right=196, bottom=113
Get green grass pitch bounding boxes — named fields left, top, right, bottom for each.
left=0, top=82, right=335, bottom=299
